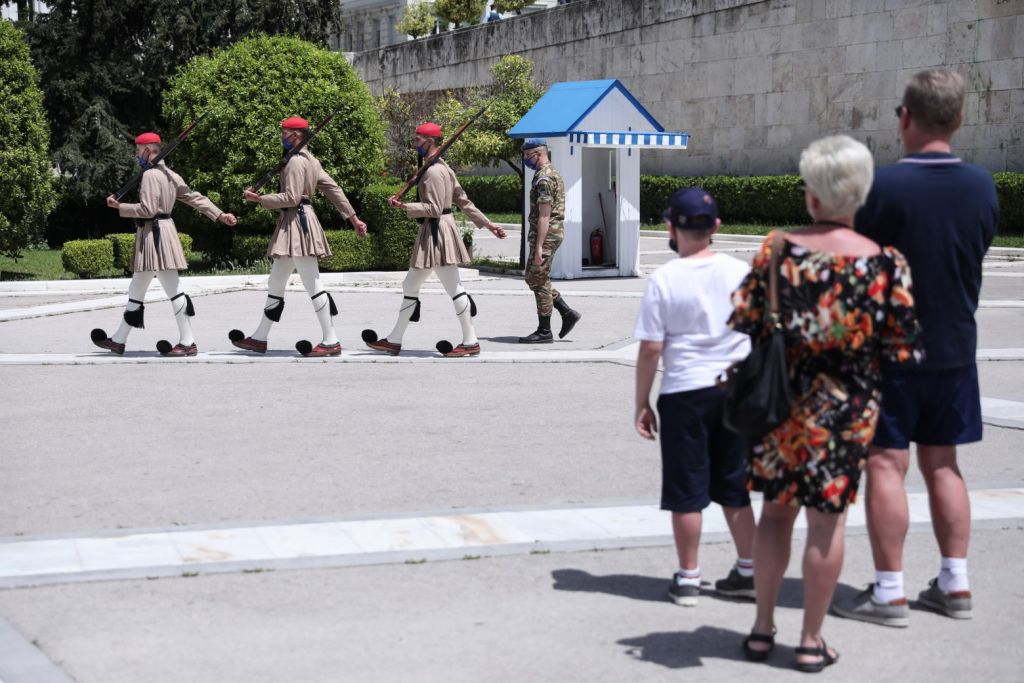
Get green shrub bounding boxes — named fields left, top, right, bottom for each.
left=321, top=230, right=377, bottom=272
left=162, top=35, right=386, bottom=255
left=108, top=231, right=195, bottom=273
left=994, top=172, right=1024, bottom=235
left=360, top=183, right=418, bottom=270
left=640, top=175, right=805, bottom=225
left=461, top=226, right=474, bottom=254
left=456, top=175, right=522, bottom=213
left=62, top=239, right=114, bottom=278
left=231, top=234, right=269, bottom=264
left=0, top=22, right=57, bottom=258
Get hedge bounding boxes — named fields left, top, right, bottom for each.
left=62, top=239, right=114, bottom=278
left=108, top=232, right=194, bottom=273
left=456, top=172, right=1024, bottom=233
left=456, top=175, right=523, bottom=213
left=233, top=230, right=377, bottom=272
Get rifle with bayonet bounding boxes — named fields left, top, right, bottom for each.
left=248, top=106, right=344, bottom=193
left=393, top=104, right=489, bottom=200
left=112, top=114, right=207, bottom=200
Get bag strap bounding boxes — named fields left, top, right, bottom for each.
left=767, top=230, right=785, bottom=325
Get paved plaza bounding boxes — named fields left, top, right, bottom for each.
left=1, top=230, right=1022, bottom=681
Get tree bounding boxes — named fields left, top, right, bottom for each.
left=494, top=0, right=536, bottom=13
left=0, top=21, right=57, bottom=258
left=432, top=54, right=543, bottom=267
left=396, top=2, right=434, bottom=39
left=23, top=0, right=343, bottom=244
left=432, top=55, right=542, bottom=179
left=162, top=35, right=385, bottom=253
left=434, top=0, right=486, bottom=28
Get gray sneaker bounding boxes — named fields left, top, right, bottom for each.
left=831, top=585, right=910, bottom=627
left=714, top=567, right=755, bottom=600
left=917, top=578, right=973, bottom=619
left=668, top=572, right=700, bottom=606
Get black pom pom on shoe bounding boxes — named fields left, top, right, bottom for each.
left=91, top=328, right=108, bottom=343
left=228, top=329, right=245, bottom=343
left=295, top=340, right=313, bottom=356
left=156, top=340, right=173, bottom=355
left=436, top=340, right=454, bottom=355
left=361, top=329, right=378, bottom=344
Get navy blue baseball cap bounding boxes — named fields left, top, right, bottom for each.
left=663, top=187, right=718, bottom=230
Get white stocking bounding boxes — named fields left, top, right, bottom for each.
left=155, top=270, right=194, bottom=346
left=112, top=271, right=155, bottom=343
left=436, top=265, right=476, bottom=346
left=252, top=256, right=294, bottom=341
left=294, top=255, right=337, bottom=345
left=386, top=268, right=431, bottom=344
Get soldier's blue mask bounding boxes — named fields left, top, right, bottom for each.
left=416, top=145, right=429, bottom=157
left=282, top=136, right=294, bottom=151
left=524, top=156, right=539, bottom=171
left=137, top=156, right=149, bottom=169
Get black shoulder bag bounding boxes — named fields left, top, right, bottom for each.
left=722, top=231, right=793, bottom=441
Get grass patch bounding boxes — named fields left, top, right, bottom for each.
left=0, top=248, right=75, bottom=280
left=455, top=210, right=522, bottom=225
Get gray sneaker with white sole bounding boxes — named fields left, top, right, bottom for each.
left=668, top=572, right=700, bottom=606
left=917, top=578, right=972, bottom=619
left=831, top=585, right=910, bottom=627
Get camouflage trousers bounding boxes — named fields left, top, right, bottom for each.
left=525, top=235, right=562, bottom=316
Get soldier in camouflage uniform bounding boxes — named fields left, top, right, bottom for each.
left=519, top=139, right=581, bottom=344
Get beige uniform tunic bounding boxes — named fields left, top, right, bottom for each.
left=404, top=158, right=489, bottom=269
left=260, top=151, right=356, bottom=258
left=118, top=161, right=223, bottom=272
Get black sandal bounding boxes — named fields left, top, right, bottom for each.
left=794, top=639, right=839, bottom=673
left=742, top=627, right=776, bottom=661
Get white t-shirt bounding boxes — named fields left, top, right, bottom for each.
left=634, top=253, right=752, bottom=394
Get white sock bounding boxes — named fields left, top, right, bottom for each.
left=387, top=268, right=431, bottom=344
left=736, top=557, right=754, bottom=578
left=436, top=265, right=477, bottom=345
left=156, top=271, right=194, bottom=346
left=311, top=291, right=338, bottom=345
left=873, top=570, right=905, bottom=603
left=112, top=271, right=155, bottom=343
left=253, top=257, right=292, bottom=341
left=938, top=557, right=969, bottom=593
left=677, top=566, right=701, bottom=587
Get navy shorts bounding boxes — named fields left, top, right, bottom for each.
left=656, top=385, right=751, bottom=513
left=873, top=365, right=982, bottom=449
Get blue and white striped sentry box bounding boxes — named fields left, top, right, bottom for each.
left=568, top=131, right=690, bottom=149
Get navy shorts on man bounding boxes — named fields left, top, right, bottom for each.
left=873, top=365, right=982, bottom=449
left=657, top=385, right=750, bottom=513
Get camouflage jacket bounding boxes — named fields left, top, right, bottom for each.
left=528, top=162, right=565, bottom=241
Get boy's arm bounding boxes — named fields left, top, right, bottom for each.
left=635, top=340, right=663, bottom=440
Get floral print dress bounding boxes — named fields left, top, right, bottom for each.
left=729, top=231, right=923, bottom=512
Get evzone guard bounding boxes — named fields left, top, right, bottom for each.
left=230, top=115, right=368, bottom=357
left=93, top=130, right=237, bottom=356
left=362, top=121, right=506, bottom=357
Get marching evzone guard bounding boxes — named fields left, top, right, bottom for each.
left=363, top=122, right=506, bottom=357
left=518, top=139, right=581, bottom=344
left=93, top=132, right=237, bottom=356
left=231, top=116, right=368, bottom=357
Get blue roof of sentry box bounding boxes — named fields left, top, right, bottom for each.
left=508, top=79, right=664, bottom=138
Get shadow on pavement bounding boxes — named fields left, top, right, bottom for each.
left=552, top=568, right=861, bottom=611
left=617, top=625, right=791, bottom=670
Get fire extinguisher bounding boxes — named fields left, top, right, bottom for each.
left=590, top=228, right=604, bottom=265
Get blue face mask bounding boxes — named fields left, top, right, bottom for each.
left=524, top=155, right=541, bottom=171
left=416, top=145, right=429, bottom=157
left=282, top=136, right=294, bottom=151
left=137, top=156, right=149, bottom=169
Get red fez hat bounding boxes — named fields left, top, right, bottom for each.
left=415, top=122, right=442, bottom=138
left=134, top=132, right=161, bottom=144
left=281, top=116, right=309, bottom=130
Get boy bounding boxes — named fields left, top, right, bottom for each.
left=634, top=188, right=756, bottom=606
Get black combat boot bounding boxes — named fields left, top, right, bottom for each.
left=553, top=296, right=582, bottom=339
left=518, top=315, right=553, bottom=344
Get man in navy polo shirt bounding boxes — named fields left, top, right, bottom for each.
left=833, top=68, right=998, bottom=627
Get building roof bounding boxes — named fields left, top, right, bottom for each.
left=508, top=79, right=664, bottom=138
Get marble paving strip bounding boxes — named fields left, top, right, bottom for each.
left=0, top=489, right=1021, bottom=589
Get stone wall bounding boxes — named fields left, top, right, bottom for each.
left=351, top=0, right=1024, bottom=175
